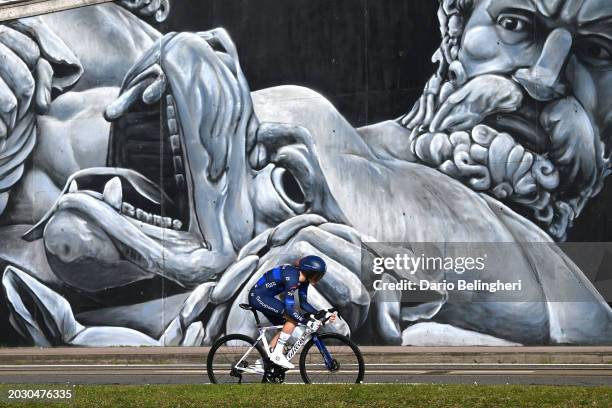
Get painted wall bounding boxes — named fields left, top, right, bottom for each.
left=0, top=0, right=611, bottom=346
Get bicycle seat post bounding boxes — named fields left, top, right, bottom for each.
left=238, top=303, right=262, bottom=328
left=251, top=310, right=261, bottom=328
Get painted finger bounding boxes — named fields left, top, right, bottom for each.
left=287, top=225, right=363, bottom=278
left=0, top=76, right=17, bottom=135
left=0, top=42, right=34, bottom=118
left=318, top=223, right=364, bottom=246
left=0, top=120, right=7, bottom=147
left=34, top=59, right=53, bottom=114
left=407, top=94, right=426, bottom=130
left=438, top=110, right=481, bottom=132
left=201, top=28, right=239, bottom=62
left=311, top=249, right=370, bottom=330
left=400, top=298, right=447, bottom=323
left=237, top=228, right=273, bottom=260
left=372, top=273, right=402, bottom=344
left=226, top=290, right=259, bottom=337
left=210, top=255, right=259, bottom=304
left=0, top=192, right=9, bottom=214
left=158, top=283, right=215, bottom=346
left=400, top=99, right=420, bottom=127
left=267, top=214, right=328, bottom=247
left=180, top=322, right=204, bottom=346
left=215, top=51, right=237, bottom=76
left=2, top=265, right=85, bottom=345
left=208, top=47, right=241, bottom=150
left=104, top=81, right=149, bottom=121
left=429, top=99, right=459, bottom=132
left=0, top=25, right=39, bottom=68
left=203, top=304, right=228, bottom=345
left=142, top=75, right=166, bottom=105
left=124, top=64, right=164, bottom=89
left=179, top=282, right=216, bottom=325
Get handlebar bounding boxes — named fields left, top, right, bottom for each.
left=306, top=308, right=338, bottom=323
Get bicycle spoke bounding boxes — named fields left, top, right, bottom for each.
left=300, top=334, right=364, bottom=384
left=208, top=335, right=266, bottom=384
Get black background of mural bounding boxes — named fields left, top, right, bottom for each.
left=164, top=0, right=439, bottom=127
left=163, top=0, right=612, bottom=243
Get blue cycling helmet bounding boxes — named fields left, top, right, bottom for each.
left=298, top=255, right=327, bottom=282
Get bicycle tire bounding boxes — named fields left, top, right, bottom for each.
left=207, top=334, right=267, bottom=384
left=299, top=333, right=365, bottom=384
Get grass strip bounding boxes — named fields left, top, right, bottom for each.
left=0, top=384, right=610, bottom=407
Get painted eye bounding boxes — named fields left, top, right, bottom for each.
left=576, top=38, right=612, bottom=68
left=497, top=16, right=530, bottom=33
left=582, top=43, right=611, bottom=60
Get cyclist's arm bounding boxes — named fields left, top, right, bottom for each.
left=282, top=268, right=308, bottom=323
left=285, top=285, right=307, bottom=324
left=298, top=285, right=317, bottom=315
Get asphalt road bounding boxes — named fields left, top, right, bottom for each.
left=0, top=364, right=610, bottom=386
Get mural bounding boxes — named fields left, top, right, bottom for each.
left=0, top=0, right=611, bottom=347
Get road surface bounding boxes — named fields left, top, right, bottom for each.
left=0, top=363, right=610, bottom=385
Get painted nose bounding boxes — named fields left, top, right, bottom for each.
left=513, top=28, right=573, bottom=101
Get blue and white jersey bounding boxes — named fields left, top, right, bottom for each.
left=251, top=264, right=317, bottom=323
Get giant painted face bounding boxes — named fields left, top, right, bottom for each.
left=401, top=0, right=612, bottom=240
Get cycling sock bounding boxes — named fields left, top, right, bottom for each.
left=273, top=332, right=291, bottom=354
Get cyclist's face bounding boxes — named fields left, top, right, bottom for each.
left=308, top=274, right=324, bottom=285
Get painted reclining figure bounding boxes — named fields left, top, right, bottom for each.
left=0, top=0, right=611, bottom=346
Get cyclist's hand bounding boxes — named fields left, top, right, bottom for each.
left=324, top=311, right=338, bottom=325
left=306, top=319, right=322, bottom=332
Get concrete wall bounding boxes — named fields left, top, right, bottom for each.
left=0, top=0, right=611, bottom=346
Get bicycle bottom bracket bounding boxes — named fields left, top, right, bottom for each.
left=264, top=366, right=286, bottom=383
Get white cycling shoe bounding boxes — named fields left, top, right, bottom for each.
left=270, top=350, right=294, bottom=369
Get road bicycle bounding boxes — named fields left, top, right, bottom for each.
left=207, top=304, right=365, bottom=384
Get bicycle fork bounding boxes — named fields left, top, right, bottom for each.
left=311, top=334, right=335, bottom=370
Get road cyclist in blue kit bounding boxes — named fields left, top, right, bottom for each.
left=207, top=255, right=365, bottom=384
left=248, top=255, right=333, bottom=369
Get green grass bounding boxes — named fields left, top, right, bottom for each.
left=0, top=384, right=610, bottom=407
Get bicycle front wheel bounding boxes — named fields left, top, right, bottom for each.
left=207, top=334, right=267, bottom=384
left=299, top=333, right=365, bottom=384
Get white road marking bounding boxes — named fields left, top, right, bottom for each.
left=449, top=370, right=536, bottom=375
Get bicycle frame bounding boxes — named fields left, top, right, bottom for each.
left=233, top=323, right=334, bottom=374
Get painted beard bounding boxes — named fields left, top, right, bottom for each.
left=399, top=69, right=610, bottom=242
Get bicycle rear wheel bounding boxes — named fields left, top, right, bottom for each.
left=299, top=333, right=365, bottom=384
left=207, top=334, right=267, bottom=384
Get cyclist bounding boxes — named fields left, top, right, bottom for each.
left=248, top=255, right=335, bottom=369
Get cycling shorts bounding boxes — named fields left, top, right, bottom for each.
left=248, top=291, right=286, bottom=325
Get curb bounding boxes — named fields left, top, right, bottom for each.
left=1, top=347, right=611, bottom=365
